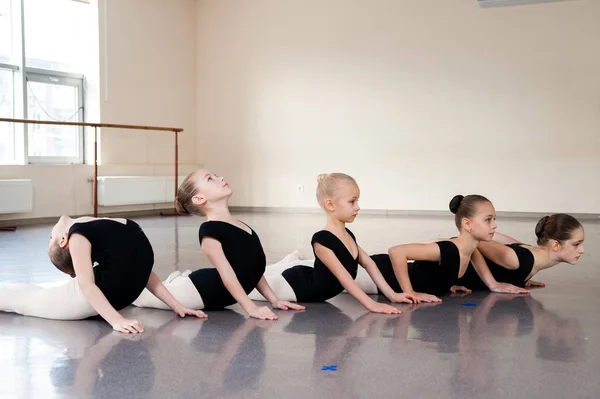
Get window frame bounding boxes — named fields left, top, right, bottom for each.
left=0, top=0, right=87, bottom=165
left=0, top=64, right=16, bottom=164
left=25, top=68, right=85, bottom=164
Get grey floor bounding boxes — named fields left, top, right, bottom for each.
left=1, top=212, right=599, bottom=399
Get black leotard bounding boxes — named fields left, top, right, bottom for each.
left=457, top=243, right=535, bottom=290
left=282, top=229, right=359, bottom=302
left=68, top=219, right=154, bottom=311
left=188, top=221, right=266, bottom=310
left=371, top=241, right=463, bottom=296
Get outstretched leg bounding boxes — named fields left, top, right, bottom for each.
left=133, top=271, right=205, bottom=310
left=248, top=253, right=312, bottom=301
left=248, top=273, right=297, bottom=302
left=0, top=279, right=97, bottom=320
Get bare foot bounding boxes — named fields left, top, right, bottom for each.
left=181, top=269, right=193, bottom=278
left=276, top=250, right=302, bottom=264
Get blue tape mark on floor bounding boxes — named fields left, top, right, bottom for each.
left=322, top=365, right=338, bottom=371
left=461, top=302, right=477, bottom=307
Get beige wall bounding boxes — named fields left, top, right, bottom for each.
left=96, top=0, right=199, bottom=215
left=99, top=0, right=197, bottom=167
left=0, top=165, right=93, bottom=217
left=195, top=0, right=600, bottom=214
left=1, top=0, right=199, bottom=221
left=2, top=0, right=598, bottom=222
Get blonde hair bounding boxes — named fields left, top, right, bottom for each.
left=316, top=173, right=357, bottom=206
left=175, top=171, right=205, bottom=216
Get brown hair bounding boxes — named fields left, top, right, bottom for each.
left=449, top=194, right=492, bottom=230
left=534, top=214, right=582, bottom=246
left=316, top=173, right=358, bottom=206
left=49, top=244, right=75, bottom=277
left=175, top=171, right=204, bottom=216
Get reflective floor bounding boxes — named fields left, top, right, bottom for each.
left=1, top=213, right=599, bottom=399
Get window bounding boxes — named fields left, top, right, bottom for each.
left=0, top=0, right=12, bottom=62
left=26, top=73, right=83, bottom=162
left=0, top=68, right=14, bottom=164
left=25, top=0, right=91, bottom=73
left=0, top=0, right=92, bottom=165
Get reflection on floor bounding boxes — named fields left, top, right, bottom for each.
left=1, top=213, right=599, bottom=398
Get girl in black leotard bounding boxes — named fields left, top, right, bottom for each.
left=366, top=195, right=529, bottom=303
left=249, top=173, right=414, bottom=314
left=458, top=213, right=585, bottom=290
left=0, top=216, right=205, bottom=334
left=133, top=169, right=305, bottom=320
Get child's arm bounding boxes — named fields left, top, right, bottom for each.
left=387, top=243, right=443, bottom=303
left=254, top=276, right=305, bottom=311
left=69, top=234, right=144, bottom=334
left=145, top=272, right=207, bottom=318
left=492, top=231, right=522, bottom=245
left=202, top=237, right=277, bottom=320
left=471, top=249, right=530, bottom=294
left=314, top=243, right=400, bottom=314
left=476, top=240, right=520, bottom=270
left=424, top=233, right=521, bottom=246
left=356, top=246, right=416, bottom=304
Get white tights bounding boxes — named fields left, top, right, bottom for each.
left=135, top=253, right=309, bottom=308
left=0, top=253, right=380, bottom=320
left=0, top=278, right=97, bottom=320
left=133, top=270, right=205, bottom=310
left=246, top=255, right=381, bottom=300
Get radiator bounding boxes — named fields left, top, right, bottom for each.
left=97, top=176, right=186, bottom=206
left=0, top=179, right=34, bottom=214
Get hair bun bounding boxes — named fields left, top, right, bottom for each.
left=534, top=215, right=550, bottom=238
left=175, top=196, right=191, bottom=215
left=449, top=195, right=464, bottom=214
left=317, top=173, right=328, bottom=182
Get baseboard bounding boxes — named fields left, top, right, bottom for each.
left=1, top=206, right=598, bottom=228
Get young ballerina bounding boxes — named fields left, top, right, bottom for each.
left=133, top=169, right=305, bottom=320
left=249, top=173, right=414, bottom=314
left=0, top=216, right=206, bottom=334
left=457, top=213, right=585, bottom=290
left=365, top=195, right=530, bottom=303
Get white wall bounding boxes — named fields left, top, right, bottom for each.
left=1, top=0, right=199, bottom=221
left=195, top=0, right=600, bottom=214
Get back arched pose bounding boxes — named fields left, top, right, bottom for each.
left=133, top=169, right=305, bottom=320
left=0, top=216, right=205, bottom=333
left=360, top=195, right=529, bottom=303
left=249, top=173, right=414, bottom=314
left=457, top=214, right=585, bottom=290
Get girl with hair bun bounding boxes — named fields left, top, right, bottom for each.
left=133, top=169, right=305, bottom=320
left=458, top=214, right=585, bottom=290
left=249, top=173, right=413, bottom=314
left=364, top=194, right=529, bottom=303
